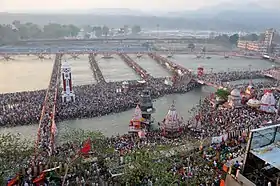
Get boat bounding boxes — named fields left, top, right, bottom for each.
left=136, top=53, right=142, bottom=58
left=102, top=53, right=114, bottom=59
left=206, top=56, right=211, bottom=59
left=160, top=101, right=183, bottom=137
left=167, top=53, right=173, bottom=58
left=262, top=53, right=270, bottom=60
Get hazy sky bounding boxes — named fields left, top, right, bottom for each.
left=1, top=0, right=278, bottom=12
left=0, top=0, right=246, bottom=12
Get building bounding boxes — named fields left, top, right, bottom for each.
left=237, top=40, right=261, bottom=52
left=260, top=28, right=276, bottom=54
left=241, top=123, right=280, bottom=186
left=237, top=28, right=280, bottom=55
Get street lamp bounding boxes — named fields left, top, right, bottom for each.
left=249, top=64, right=252, bottom=84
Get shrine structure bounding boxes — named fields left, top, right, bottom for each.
left=61, top=60, right=75, bottom=102
left=161, top=101, right=183, bottom=137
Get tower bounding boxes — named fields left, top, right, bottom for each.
left=61, top=60, right=75, bottom=102
left=139, top=90, right=155, bottom=129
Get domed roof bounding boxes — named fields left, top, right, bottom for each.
left=61, top=60, right=70, bottom=69
left=261, top=92, right=276, bottom=105
left=231, top=89, right=241, bottom=97
left=247, top=98, right=261, bottom=107
left=163, top=102, right=182, bottom=130
left=132, top=105, right=142, bottom=121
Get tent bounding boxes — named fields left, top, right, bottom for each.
left=260, top=90, right=276, bottom=113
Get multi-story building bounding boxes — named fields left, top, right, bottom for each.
left=260, top=28, right=276, bottom=54
left=237, top=40, right=261, bottom=52
left=237, top=28, right=280, bottom=55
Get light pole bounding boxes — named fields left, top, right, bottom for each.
left=249, top=64, right=252, bottom=84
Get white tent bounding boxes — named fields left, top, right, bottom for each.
left=247, top=98, right=261, bottom=108
left=260, top=91, right=276, bottom=113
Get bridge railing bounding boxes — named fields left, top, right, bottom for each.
left=36, top=54, right=62, bottom=153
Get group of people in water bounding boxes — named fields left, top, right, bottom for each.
left=1, top=54, right=279, bottom=185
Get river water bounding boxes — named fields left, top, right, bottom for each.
left=0, top=54, right=276, bottom=139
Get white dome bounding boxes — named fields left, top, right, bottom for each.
left=261, top=92, right=276, bottom=105
left=247, top=99, right=261, bottom=107
left=163, top=104, right=182, bottom=131
left=231, top=89, right=241, bottom=97
left=260, top=92, right=276, bottom=113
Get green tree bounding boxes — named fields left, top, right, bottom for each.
left=215, top=34, right=230, bottom=44
left=93, top=26, right=102, bottom=37
left=240, top=33, right=259, bottom=41
left=102, top=26, right=110, bottom=37
left=132, top=25, right=141, bottom=35
left=215, top=88, right=230, bottom=101
left=121, top=150, right=180, bottom=185
left=229, top=33, right=239, bottom=46
left=188, top=43, right=195, bottom=52
left=0, top=133, right=33, bottom=179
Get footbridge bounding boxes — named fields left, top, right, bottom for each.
left=263, top=68, right=280, bottom=81
left=118, top=53, right=151, bottom=80
left=149, top=53, right=191, bottom=75
left=88, top=53, right=106, bottom=83
left=36, top=53, right=62, bottom=153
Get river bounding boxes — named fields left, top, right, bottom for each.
left=0, top=54, right=276, bottom=139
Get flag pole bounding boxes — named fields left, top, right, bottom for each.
left=61, top=163, right=69, bottom=186
left=62, top=153, right=81, bottom=186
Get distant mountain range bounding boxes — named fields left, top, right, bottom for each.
left=0, top=3, right=279, bottom=31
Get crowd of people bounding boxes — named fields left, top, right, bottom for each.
left=1, top=54, right=280, bottom=185
left=0, top=67, right=267, bottom=127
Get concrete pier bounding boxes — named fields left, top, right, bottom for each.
left=147, top=53, right=174, bottom=76
left=118, top=53, right=151, bottom=80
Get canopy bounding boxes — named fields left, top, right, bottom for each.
left=230, top=89, right=241, bottom=97
left=260, top=91, right=276, bottom=113
left=247, top=98, right=261, bottom=108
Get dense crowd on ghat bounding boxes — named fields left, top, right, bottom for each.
left=1, top=61, right=280, bottom=185
left=0, top=68, right=268, bottom=127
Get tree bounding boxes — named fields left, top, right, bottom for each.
left=240, top=33, right=259, bottom=41
left=0, top=133, right=33, bottom=179
left=215, top=88, right=230, bottom=101
left=188, top=43, right=195, bottom=52
left=229, top=33, right=239, bottom=46
left=132, top=25, right=141, bottom=35
left=93, top=26, right=102, bottom=37
left=215, top=34, right=230, bottom=43
left=121, top=150, right=180, bottom=185
left=102, top=26, right=110, bottom=37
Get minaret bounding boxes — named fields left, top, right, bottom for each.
left=61, top=60, right=75, bottom=102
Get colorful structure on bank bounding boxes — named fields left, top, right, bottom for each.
left=260, top=90, right=276, bottom=113
left=197, top=66, right=204, bottom=77
left=61, top=60, right=75, bottom=102
left=129, top=90, right=155, bottom=133
left=161, top=101, right=183, bottom=137
left=129, top=105, right=144, bottom=132
left=228, top=89, right=242, bottom=108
